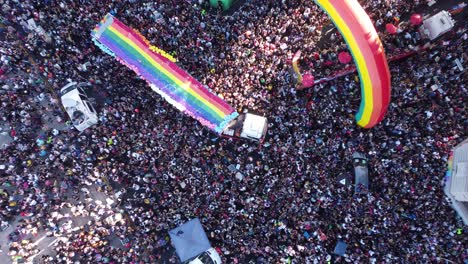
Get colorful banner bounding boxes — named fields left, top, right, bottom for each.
left=445, top=151, right=454, bottom=181
left=313, top=0, right=391, bottom=128
left=91, top=14, right=238, bottom=133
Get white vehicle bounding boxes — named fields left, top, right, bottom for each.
left=60, top=82, right=98, bottom=132
left=222, top=112, right=268, bottom=143
left=420, top=11, right=455, bottom=40
left=189, top=248, right=221, bottom=264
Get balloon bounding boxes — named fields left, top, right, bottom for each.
left=302, top=74, right=315, bottom=88
left=338, top=51, right=352, bottom=64
left=410, top=14, right=423, bottom=26
left=386, top=23, right=398, bottom=34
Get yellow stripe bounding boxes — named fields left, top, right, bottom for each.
left=107, top=26, right=226, bottom=118
left=317, top=0, right=373, bottom=126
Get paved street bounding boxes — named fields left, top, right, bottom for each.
left=0, top=69, right=125, bottom=263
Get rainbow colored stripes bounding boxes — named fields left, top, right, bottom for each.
left=314, top=0, right=391, bottom=128
left=91, top=14, right=238, bottom=133
left=446, top=152, right=454, bottom=179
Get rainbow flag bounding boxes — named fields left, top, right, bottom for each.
left=314, top=0, right=391, bottom=128
left=91, top=14, right=238, bottom=133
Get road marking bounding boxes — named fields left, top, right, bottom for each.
left=32, top=235, right=47, bottom=246
left=28, top=237, right=57, bottom=262
left=47, top=238, right=58, bottom=248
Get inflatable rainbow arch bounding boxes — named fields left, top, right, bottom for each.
left=314, top=0, right=391, bottom=128
left=91, top=14, right=238, bottom=133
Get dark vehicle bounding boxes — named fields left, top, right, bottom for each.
left=353, top=152, right=369, bottom=194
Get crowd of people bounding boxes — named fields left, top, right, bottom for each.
left=1, top=0, right=467, bottom=263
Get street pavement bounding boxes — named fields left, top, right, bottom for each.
left=0, top=72, right=124, bottom=264
left=0, top=180, right=124, bottom=263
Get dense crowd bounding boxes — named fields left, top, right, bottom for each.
left=1, top=0, right=467, bottom=263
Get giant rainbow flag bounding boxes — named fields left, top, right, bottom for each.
left=313, top=0, right=391, bottom=128
left=91, top=14, right=238, bottom=133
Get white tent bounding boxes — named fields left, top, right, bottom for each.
left=169, top=218, right=211, bottom=262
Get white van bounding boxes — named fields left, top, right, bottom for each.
left=222, top=112, right=268, bottom=143
left=189, top=248, right=221, bottom=264
left=60, top=82, right=98, bottom=132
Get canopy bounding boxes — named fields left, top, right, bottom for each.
left=333, top=241, right=348, bottom=256
left=169, top=218, right=211, bottom=262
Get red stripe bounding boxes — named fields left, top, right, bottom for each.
left=373, top=51, right=391, bottom=124
left=331, top=0, right=391, bottom=128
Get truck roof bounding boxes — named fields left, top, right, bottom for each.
left=240, top=113, right=267, bottom=140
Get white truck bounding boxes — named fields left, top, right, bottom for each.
left=419, top=11, right=455, bottom=40
left=60, top=82, right=98, bottom=132
left=221, top=112, right=268, bottom=143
